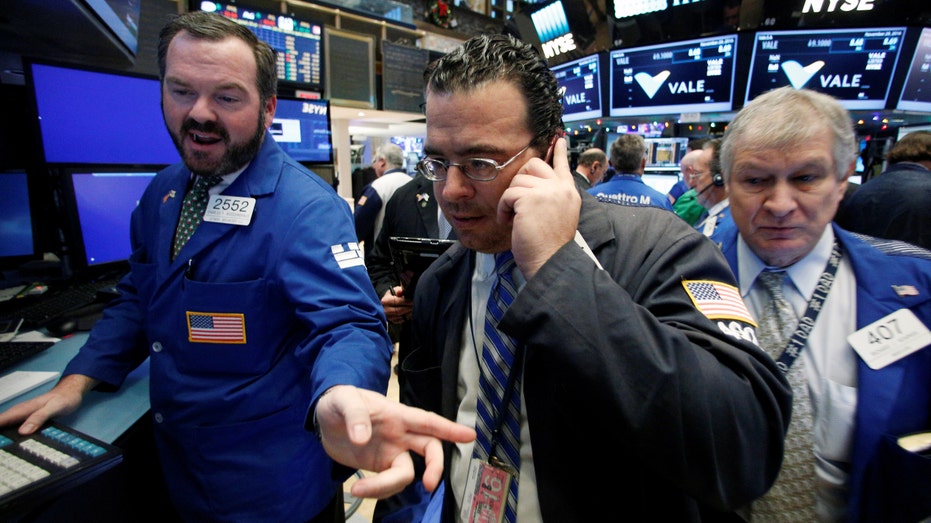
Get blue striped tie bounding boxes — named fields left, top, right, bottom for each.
left=474, top=251, right=521, bottom=523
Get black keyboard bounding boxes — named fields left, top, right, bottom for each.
left=0, top=422, right=122, bottom=514
left=1, top=280, right=119, bottom=332
left=0, top=342, right=56, bottom=373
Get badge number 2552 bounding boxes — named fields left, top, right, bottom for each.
left=204, top=195, right=256, bottom=226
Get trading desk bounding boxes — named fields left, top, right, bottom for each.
left=0, top=334, right=150, bottom=443
left=0, top=334, right=154, bottom=522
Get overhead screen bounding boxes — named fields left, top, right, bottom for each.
left=271, top=98, right=333, bottom=164
left=745, top=27, right=907, bottom=110
left=27, top=61, right=179, bottom=166
left=552, top=53, right=603, bottom=122
left=199, top=1, right=324, bottom=92
left=85, top=0, right=142, bottom=55
left=896, top=27, right=931, bottom=113
left=608, top=34, right=738, bottom=117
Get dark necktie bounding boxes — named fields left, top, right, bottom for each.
left=752, top=270, right=816, bottom=521
left=172, top=175, right=222, bottom=260
left=473, top=251, right=521, bottom=523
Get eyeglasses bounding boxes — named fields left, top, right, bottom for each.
left=417, top=144, right=532, bottom=182
left=688, top=170, right=709, bottom=181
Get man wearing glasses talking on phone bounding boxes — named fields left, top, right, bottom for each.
left=386, top=34, right=792, bottom=522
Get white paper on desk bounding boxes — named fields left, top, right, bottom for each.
left=13, top=331, right=61, bottom=343
left=0, top=371, right=60, bottom=404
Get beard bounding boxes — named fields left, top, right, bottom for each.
left=169, top=111, right=266, bottom=177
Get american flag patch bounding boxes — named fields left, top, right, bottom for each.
left=187, top=312, right=247, bottom=344
left=332, top=242, right=364, bottom=269
left=892, top=284, right=919, bottom=298
left=682, top=280, right=757, bottom=326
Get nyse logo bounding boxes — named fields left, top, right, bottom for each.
left=542, top=34, right=577, bottom=60
left=802, top=0, right=874, bottom=13
left=634, top=70, right=671, bottom=99
left=781, top=60, right=825, bottom=89
left=302, top=102, right=327, bottom=116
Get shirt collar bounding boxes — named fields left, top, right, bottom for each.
left=706, top=198, right=729, bottom=217
left=738, top=224, right=835, bottom=300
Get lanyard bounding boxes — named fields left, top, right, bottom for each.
left=468, top=290, right=525, bottom=462
left=773, top=241, right=843, bottom=375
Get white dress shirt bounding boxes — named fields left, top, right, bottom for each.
left=737, top=225, right=859, bottom=522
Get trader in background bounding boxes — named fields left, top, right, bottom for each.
left=0, top=11, right=472, bottom=522
left=693, top=138, right=736, bottom=242
left=589, top=133, right=673, bottom=210
left=716, top=86, right=931, bottom=522
left=834, top=130, right=931, bottom=249
left=395, top=33, right=790, bottom=521
left=671, top=148, right=709, bottom=225
left=570, top=146, right=607, bottom=190
left=355, top=143, right=412, bottom=248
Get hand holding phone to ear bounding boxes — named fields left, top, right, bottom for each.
left=497, top=137, right=580, bottom=279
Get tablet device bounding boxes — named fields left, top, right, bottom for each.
left=388, top=237, right=456, bottom=297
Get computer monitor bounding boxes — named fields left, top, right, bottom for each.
left=896, top=27, right=931, bottom=113
left=26, top=60, right=179, bottom=166
left=552, top=52, right=604, bottom=123
left=198, top=1, right=324, bottom=92
left=0, top=171, right=41, bottom=270
left=59, top=168, right=158, bottom=270
left=645, top=137, right=689, bottom=169
left=271, top=98, right=333, bottom=164
left=608, top=34, right=739, bottom=117
left=641, top=173, right=680, bottom=195
left=84, top=0, right=142, bottom=56
left=745, top=27, right=907, bottom=110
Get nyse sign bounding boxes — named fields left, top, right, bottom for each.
left=802, top=0, right=874, bottom=13
left=542, top=33, right=577, bottom=60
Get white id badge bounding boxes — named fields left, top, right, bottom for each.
left=460, top=458, right=512, bottom=523
left=203, top=195, right=256, bottom=226
left=847, top=308, right=931, bottom=370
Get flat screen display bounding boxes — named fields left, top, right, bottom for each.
left=608, top=34, right=738, bottom=117
left=552, top=53, right=603, bottom=122
left=646, top=137, right=689, bottom=169
left=896, top=27, right=931, bottom=113
left=66, top=170, right=157, bottom=267
left=200, top=1, right=324, bottom=91
left=271, top=98, right=333, bottom=164
left=85, top=0, right=142, bottom=55
left=0, top=171, right=36, bottom=260
left=641, top=173, right=679, bottom=195
left=745, top=27, right=907, bottom=110
left=28, top=61, right=179, bottom=166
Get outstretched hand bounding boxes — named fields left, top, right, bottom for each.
left=316, top=385, right=475, bottom=499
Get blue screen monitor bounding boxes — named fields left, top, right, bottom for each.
left=271, top=98, right=333, bottom=164
left=63, top=169, right=157, bottom=268
left=896, top=27, right=931, bottom=113
left=552, top=53, right=603, bottom=122
left=608, top=34, right=738, bottom=117
left=746, top=27, right=907, bottom=110
left=0, top=171, right=38, bottom=264
left=27, top=61, right=179, bottom=166
left=200, top=1, right=324, bottom=91
left=85, top=0, right=142, bottom=55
